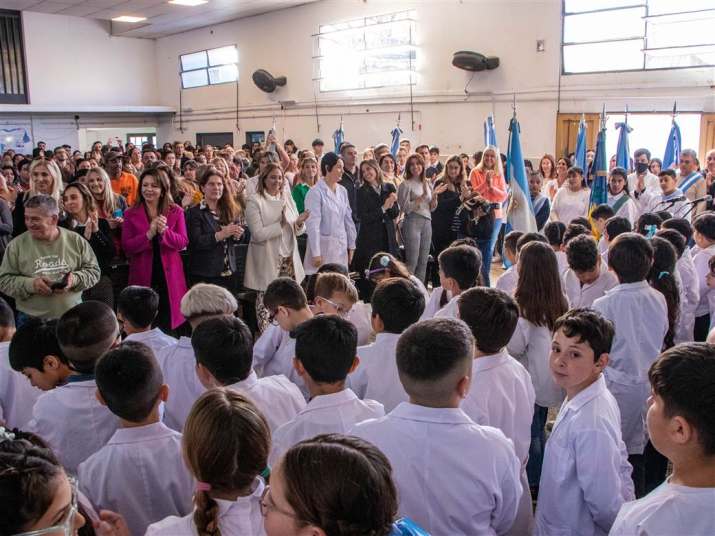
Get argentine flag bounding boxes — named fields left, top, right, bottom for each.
left=663, top=119, right=681, bottom=170
left=484, top=114, right=498, bottom=148
left=505, top=115, right=537, bottom=233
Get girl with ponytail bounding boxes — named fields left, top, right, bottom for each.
left=146, top=388, right=270, bottom=536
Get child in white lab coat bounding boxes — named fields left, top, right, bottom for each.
left=535, top=308, right=634, bottom=535
left=611, top=343, right=715, bottom=536
left=562, top=234, right=618, bottom=308
left=78, top=341, right=194, bottom=536
left=352, top=317, right=522, bottom=536
left=593, top=233, right=668, bottom=498
left=495, top=231, right=522, bottom=294
left=601, top=216, right=633, bottom=266
left=269, top=315, right=384, bottom=466
left=434, top=245, right=481, bottom=318
left=591, top=203, right=615, bottom=255
left=507, top=241, right=568, bottom=497
left=160, top=283, right=239, bottom=431
left=349, top=277, right=425, bottom=411
left=28, top=302, right=121, bottom=474
left=8, top=317, right=70, bottom=391
left=117, top=285, right=176, bottom=356
left=691, top=214, right=715, bottom=341
left=544, top=221, right=569, bottom=275
left=457, top=286, right=536, bottom=535
left=147, top=389, right=269, bottom=536
left=191, top=315, right=305, bottom=432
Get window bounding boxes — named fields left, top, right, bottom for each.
left=315, top=10, right=417, bottom=92
left=179, top=45, right=238, bottom=89
left=562, top=1, right=715, bottom=74
left=127, top=134, right=156, bottom=148
left=0, top=10, right=27, bottom=104
left=604, top=113, right=701, bottom=161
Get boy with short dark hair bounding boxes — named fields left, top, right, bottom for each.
left=593, top=233, right=668, bottom=497
left=458, top=287, right=536, bottom=535
left=352, top=318, right=522, bottom=536
left=691, top=214, right=715, bottom=341
left=0, top=298, right=40, bottom=429
left=562, top=222, right=590, bottom=247
left=78, top=342, right=193, bottom=535
left=269, top=315, right=383, bottom=465
left=639, top=169, right=690, bottom=220
left=562, top=234, right=618, bottom=307
left=592, top=203, right=615, bottom=255
left=9, top=318, right=69, bottom=391
left=602, top=216, right=633, bottom=265
left=611, top=343, right=715, bottom=535
left=349, top=277, right=425, bottom=411
left=434, top=245, right=482, bottom=318
left=191, top=315, right=305, bottom=431
left=535, top=308, right=634, bottom=534
left=117, top=285, right=176, bottom=355
left=28, top=301, right=122, bottom=472
left=495, top=231, right=523, bottom=295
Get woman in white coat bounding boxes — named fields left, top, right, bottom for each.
left=303, top=152, right=357, bottom=275
left=245, top=163, right=309, bottom=332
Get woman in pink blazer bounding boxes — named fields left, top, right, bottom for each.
left=122, top=167, right=188, bottom=331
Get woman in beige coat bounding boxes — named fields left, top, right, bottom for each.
left=245, top=163, right=309, bottom=332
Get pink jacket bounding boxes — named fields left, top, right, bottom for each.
left=121, top=204, right=188, bottom=329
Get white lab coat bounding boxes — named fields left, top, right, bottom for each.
left=269, top=389, right=383, bottom=466
left=146, top=477, right=266, bottom=536
left=607, top=191, right=639, bottom=225
left=535, top=375, right=635, bottom=536
left=461, top=351, right=536, bottom=536
left=593, top=282, right=668, bottom=455
left=637, top=190, right=691, bottom=220
left=252, top=323, right=306, bottom=399
left=507, top=319, right=565, bottom=408
left=562, top=260, right=618, bottom=308
left=551, top=187, right=591, bottom=225
left=124, top=328, right=177, bottom=358
left=225, top=370, right=306, bottom=432
left=349, top=332, right=407, bottom=412
left=409, top=274, right=430, bottom=304
left=421, top=286, right=450, bottom=320
left=346, top=300, right=373, bottom=346
left=556, top=250, right=569, bottom=276
left=0, top=340, right=41, bottom=429
left=691, top=243, right=715, bottom=317
left=157, top=337, right=204, bottom=432
left=303, top=178, right=357, bottom=275
left=610, top=479, right=715, bottom=536
left=433, top=294, right=460, bottom=319
left=27, top=378, right=119, bottom=474
left=495, top=265, right=518, bottom=294
left=77, top=422, right=194, bottom=536
left=351, top=402, right=522, bottom=536
left=675, top=248, right=699, bottom=343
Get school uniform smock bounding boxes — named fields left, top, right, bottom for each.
left=507, top=319, right=565, bottom=408
left=562, top=259, right=618, bottom=308
left=461, top=351, right=536, bottom=536
left=420, top=286, right=450, bottom=320
left=303, top=178, right=357, bottom=275
left=77, top=422, right=194, bottom=536
left=124, top=328, right=177, bottom=358
left=146, top=477, right=266, bottom=536
left=638, top=188, right=691, bottom=220
left=433, top=293, right=461, bottom=319
left=269, top=388, right=384, bottom=467
left=225, top=370, right=306, bottom=432
left=593, top=282, right=668, bottom=455
left=610, top=478, right=715, bottom=536
left=27, top=378, right=119, bottom=474
left=556, top=250, right=569, bottom=276
left=351, top=402, right=522, bottom=536
left=550, top=187, right=591, bottom=225
left=349, top=332, right=407, bottom=412
left=495, top=265, right=518, bottom=295
left=252, top=323, right=306, bottom=399
left=0, top=340, right=41, bottom=429
left=535, top=375, right=635, bottom=536
left=675, top=248, right=699, bottom=343
left=607, top=191, right=639, bottom=225
left=157, top=337, right=205, bottom=432
left=691, top=243, right=715, bottom=318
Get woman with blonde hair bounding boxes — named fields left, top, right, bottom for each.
left=84, top=166, right=128, bottom=224
left=245, top=163, right=309, bottom=331
left=468, top=145, right=508, bottom=286
left=292, top=155, right=318, bottom=214
left=13, top=158, right=65, bottom=236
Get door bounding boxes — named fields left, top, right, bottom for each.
left=700, top=114, right=715, bottom=160
left=196, top=132, right=234, bottom=148
left=555, top=113, right=600, bottom=160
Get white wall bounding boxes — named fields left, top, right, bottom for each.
left=154, top=0, right=715, bottom=158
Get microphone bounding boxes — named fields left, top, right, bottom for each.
left=686, top=195, right=712, bottom=205
left=655, top=196, right=686, bottom=208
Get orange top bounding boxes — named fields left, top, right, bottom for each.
left=469, top=168, right=508, bottom=219
left=110, top=172, right=139, bottom=206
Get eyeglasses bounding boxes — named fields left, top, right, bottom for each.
left=260, top=485, right=297, bottom=519
left=318, top=296, right=351, bottom=316
left=14, top=477, right=79, bottom=536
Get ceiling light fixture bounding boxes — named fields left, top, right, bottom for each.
left=112, top=15, right=147, bottom=23
left=168, top=0, right=209, bottom=6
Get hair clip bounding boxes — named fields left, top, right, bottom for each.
left=195, top=481, right=212, bottom=492
left=658, top=271, right=670, bottom=280
left=261, top=467, right=271, bottom=479
left=379, top=255, right=391, bottom=267
left=645, top=224, right=657, bottom=238
left=0, top=427, right=16, bottom=444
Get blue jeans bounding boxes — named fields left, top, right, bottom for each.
left=527, top=404, right=548, bottom=489
left=477, top=218, right=502, bottom=287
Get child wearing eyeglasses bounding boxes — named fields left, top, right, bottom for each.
left=146, top=388, right=270, bottom=536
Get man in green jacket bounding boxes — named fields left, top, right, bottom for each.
left=0, top=194, right=99, bottom=321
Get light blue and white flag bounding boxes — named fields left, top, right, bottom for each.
left=390, top=125, right=402, bottom=157
left=484, top=114, right=498, bottom=148
left=505, top=114, right=537, bottom=233
left=663, top=119, right=682, bottom=170
left=574, top=114, right=587, bottom=171
left=615, top=116, right=632, bottom=171
left=333, top=120, right=344, bottom=153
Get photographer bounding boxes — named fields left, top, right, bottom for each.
left=451, top=192, right=496, bottom=284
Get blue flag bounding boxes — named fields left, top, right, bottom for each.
left=615, top=118, right=632, bottom=171
left=505, top=115, right=537, bottom=233
left=333, top=123, right=344, bottom=153
left=390, top=126, right=402, bottom=157
left=663, top=120, right=681, bottom=170
left=574, top=115, right=587, bottom=171
left=589, top=112, right=608, bottom=237
left=484, top=114, right=497, bottom=148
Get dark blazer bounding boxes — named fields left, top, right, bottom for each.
left=340, top=167, right=361, bottom=225
left=185, top=204, right=249, bottom=279
left=352, top=182, right=399, bottom=274
left=63, top=218, right=115, bottom=275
